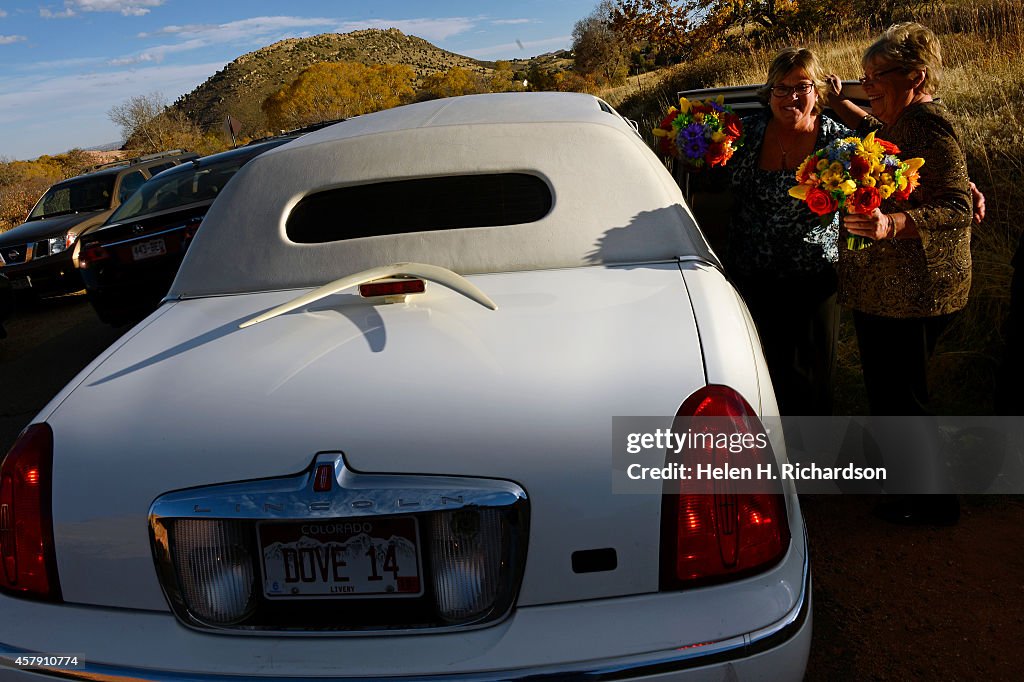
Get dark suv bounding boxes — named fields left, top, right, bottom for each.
left=0, top=150, right=197, bottom=297
left=77, top=137, right=297, bottom=325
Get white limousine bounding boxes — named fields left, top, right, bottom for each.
left=0, top=92, right=810, bottom=681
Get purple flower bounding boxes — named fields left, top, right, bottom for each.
left=676, top=123, right=709, bottom=161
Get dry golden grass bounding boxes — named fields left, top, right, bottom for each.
left=614, top=1, right=1023, bottom=414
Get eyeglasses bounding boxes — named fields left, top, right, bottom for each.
left=770, top=82, right=815, bottom=97
left=859, top=66, right=903, bottom=84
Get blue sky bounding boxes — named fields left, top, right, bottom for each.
left=0, top=0, right=598, bottom=160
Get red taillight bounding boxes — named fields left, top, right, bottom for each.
left=660, top=385, right=790, bottom=589
left=182, top=220, right=202, bottom=243
left=77, top=242, right=110, bottom=268
left=359, top=279, right=426, bottom=299
left=0, top=423, right=62, bottom=600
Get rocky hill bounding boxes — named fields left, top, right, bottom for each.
left=174, top=28, right=494, bottom=137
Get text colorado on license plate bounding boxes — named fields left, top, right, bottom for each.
left=259, top=517, right=423, bottom=598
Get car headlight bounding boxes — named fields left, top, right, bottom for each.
left=43, top=235, right=70, bottom=257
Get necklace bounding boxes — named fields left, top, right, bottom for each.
left=775, top=135, right=791, bottom=169
left=771, top=120, right=816, bottom=170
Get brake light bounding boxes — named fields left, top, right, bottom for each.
left=77, top=242, right=110, bottom=269
left=359, top=279, right=426, bottom=299
left=182, top=217, right=203, bottom=243
left=0, top=423, right=62, bottom=600
left=660, top=385, right=789, bottom=589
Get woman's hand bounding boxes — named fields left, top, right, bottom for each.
left=825, top=74, right=843, bottom=99
left=843, top=209, right=894, bottom=240
left=969, top=181, right=986, bottom=224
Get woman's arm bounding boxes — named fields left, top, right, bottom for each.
left=825, top=75, right=870, bottom=130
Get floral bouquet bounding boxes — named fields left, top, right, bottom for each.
left=652, top=96, right=744, bottom=170
left=788, top=131, right=924, bottom=250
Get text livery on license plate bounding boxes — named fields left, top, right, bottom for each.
left=131, top=238, right=166, bottom=261
left=259, top=517, right=422, bottom=598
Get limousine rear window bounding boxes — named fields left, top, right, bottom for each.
left=286, top=173, right=552, bottom=244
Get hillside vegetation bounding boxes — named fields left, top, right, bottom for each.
left=174, top=29, right=494, bottom=137
left=614, top=0, right=1023, bottom=413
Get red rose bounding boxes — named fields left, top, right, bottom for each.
left=805, top=187, right=838, bottom=216
left=705, top=141, right=733, bottom=167
left=722, top=113, right=742, bottom=139
left=850, top=186, right=882, bottom=214
left=849, top=154, right=870, bottom=180
left=877, top=138, right=901, bottom=155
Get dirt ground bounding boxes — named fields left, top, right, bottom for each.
left=803, top=494, right=1024, bottom=680
left=2, top=295, right=1022, bottom=680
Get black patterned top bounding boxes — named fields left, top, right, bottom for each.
left=838, top=102, right=973, bottom=317
left=725, top=112, right=852, bottom=282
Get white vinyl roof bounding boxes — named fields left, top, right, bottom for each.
left=169, top=92, right=715, bottom=298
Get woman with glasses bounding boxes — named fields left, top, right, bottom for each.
left=826, top=23, right=972, bottom=417
left=826, top=23, right=972, bottom=524
left=724, top=47, right=853, bottom=416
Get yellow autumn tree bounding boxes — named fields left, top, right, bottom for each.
left=262, top=62, right=416, bottom=131
left=420, top=67, right=486, bottom=100
left=488, top=61, right=526, bottom=93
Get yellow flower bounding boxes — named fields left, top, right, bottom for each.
left=816, top=159, right=830, bottom=172
left=879, top=184, right=894, bottom=199
left=822, top=171, right=844, bottom=191
left=678, top=97, right=692, bottom=114
left=829, top=161, right=844, bottom=175
left=710, top=130, right=726, bottom=143
left=789, top=184, right=810, bottom=200
left=905, top=157, right=925, bottom=173
left=862, top=175, right=877, bottom=187
left=694, top=112, right=704, bottom=123
left=652, top=127, right=670, bottom=137
left=839, top=180, right=857, bottom=196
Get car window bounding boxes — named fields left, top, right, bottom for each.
left=28, top=174, right=116, bottom=220
left=116, top=170, right=147, bottom=206
left=286, top=174, right=552, bottom=244
left=109, top=160, right=246, bottom=223
left=147, top=161, right=177, bottom=175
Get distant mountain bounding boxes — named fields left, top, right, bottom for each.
left=173, top=28, right=494, bottom=137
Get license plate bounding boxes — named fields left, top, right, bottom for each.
left=131, top=238, right=166, bottom=261
left=10, top=277, right=31, bottom=290
left=259, top=517, right=423, bottom=599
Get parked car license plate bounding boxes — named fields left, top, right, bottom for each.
left=259, top=517, right=423, bottom=599
left=9, top=277, right=31, bottom=290
left=131, top=238, right=166, bottom=261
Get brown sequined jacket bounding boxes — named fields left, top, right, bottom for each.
left=838, top=102, right=972, bottom=317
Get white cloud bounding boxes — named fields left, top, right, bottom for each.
left=0, top=10, right=7, bottom=18
left=0, top=60, right=223, bottom=157
left=107, top=38, right=206, bottom=65
left=0, top=34, right=26, bottom=44
left=491, top=19, right=533, bottom=26
left=74, top=0, right=163, bottom=15
left=40, top=8, right=76, bottom=18
left=41, top=0, right=163, bottom=18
